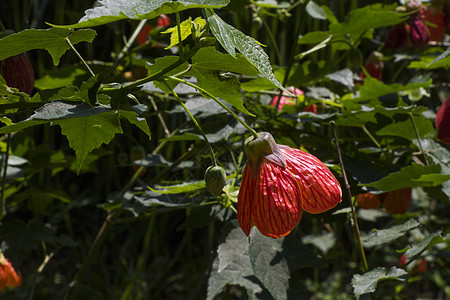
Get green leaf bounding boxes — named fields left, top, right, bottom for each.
left=330, top=4, right=406, bottom=37
left=53, top=110, right=123, bottom=173
left=0, top=28, right=96, bottom=65
left=249, top=229, right=290, bottom=300
left=145, top=55, right=190, bottom=92
left=34, top=66, right=87, bottom=90
left=149, top=180, right=206, bottom=194
left=55, top=0, right=229, bottom=29
left=189, top=69, right=252, bottom=115
left=162, top=17, right=206, bottom=49
left=427, top=46, right=450, bottom=68
left=297, top=31, right=331, bottom=44
left=207, top=223, right=263, bottom=300
left=206, top=11, right=289, bottom=94
left=363, top=164, right=445, bottom=191
left=361, top=219, right=420, bottom=248
left=376, top=115, right=434, bottom=140
left=306, top=1, right=327, bottom=20
left=404, top=231, right=450, bottom=260
left=359, top=77, right=432, bottom=100
left=352, top=267, right=408, bottom=299
left=118, top=110, right=151, bottom=139
left=191, top=47, right=260, bottom=76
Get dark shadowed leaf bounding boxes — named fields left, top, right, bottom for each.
left=352, top=267, right=408, bottom=299
left=363, top=164, right=449, bottom=191
left=404, top=231, right=450, bottom=260
left=207, top=223, right=263, bottom=300
left=249, top=229, right=290, bottom=300
left=361, top=219, right=420, bottom=248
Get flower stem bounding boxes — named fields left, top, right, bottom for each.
left=168, top=76, right=259, bottom=139
left=164, top=81, right=217, bottom=166
left=331, top=121, right=369, bottom=273
left=175, top=11, right=184, bottom=57
left=409, top=112, right=429, bottom=166
left=65, top=37, right=95, bottom=77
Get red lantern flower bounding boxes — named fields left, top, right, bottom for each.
left=136, top=15, right=170, bottom=45
left=237, top=132, right=342, bottom=238
left=356, top=192, right=383, bottom=209
left=382, top=188, right=412, bottom=215
left=436, top=96, right=450, bottom=144
left=0, top=253, right=22, bottom=291
left=409, top=13, right=430, bottom=47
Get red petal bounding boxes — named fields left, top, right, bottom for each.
left=383, top=188, right=411, bottom=214
left=280, top=146, right=342, bottom=214
left=252, top=161, right=302, bottom=239
left=356, top=192, right=383, bottom=209
left=237, top=165, right=256, bottom=236
left=436, top=96, right=450, bottom=144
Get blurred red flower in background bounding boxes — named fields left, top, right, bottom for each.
left=359, top=51, right=384, bottom=81
left=238, top=132, right=342, bottom=238
left=436, top=96, right=450, bottom=144
left=0, top=53, right=34, bottom=95
left=0, top=253, right=22, bottom=291
left=270, top=87, right=316, bottom=113
left=137, top=14, right=170, bottom=45
left=356, top=188, right=412, bottom=214
left=422, top=5, right=446, bottom=42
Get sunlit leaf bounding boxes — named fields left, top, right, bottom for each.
left=404, top=231, right=450, bottom=260
left=53, top=0, right=230, bottom=28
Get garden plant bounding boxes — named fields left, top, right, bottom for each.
left=0, top=0, right=449, bottom=299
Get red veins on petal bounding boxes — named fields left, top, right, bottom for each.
left=436, top=96, right=450, bottom=144
left=253, top=161, right=303, bottom=238
left=238, top=136, right=342, bottom=239
left=280, top=146, right=342, bottom=214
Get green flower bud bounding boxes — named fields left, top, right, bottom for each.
left=205, top=165, right=227, bottom=196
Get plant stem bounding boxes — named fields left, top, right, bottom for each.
left=168, top=76, right=259, bottom=139
left=114, top=19, right=147, bottom=65
left=0, top=133, right=11, bottom=225
left=66, top=37, right=95, bottom=77
left=175, top=11, right=184, bottom=57
left=409, top=112, right=429, bottom=165
left=362, top=125, right=382, bottom=149
left=331, top=121, right=369, bottom=273
left=100, top=43, right=201, bottom=93
left=165, top=82, right=217, bottom=166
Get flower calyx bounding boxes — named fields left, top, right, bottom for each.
left=205, top=165, right=227, bottom=196
left=244, top=132, right=286, bottom=177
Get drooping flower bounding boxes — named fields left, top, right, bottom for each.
left=0, top=253, right=22, bottom=291
left=237, top=132, right=342, bottom=238
left=436, top=96, right=450, bottom=144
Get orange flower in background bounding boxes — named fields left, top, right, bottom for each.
left=356, top=188, right=412, bottom=214
left=436, top=96, right=450, bottom=144
left=383, top=188, right=412, bottom=214
left=237, top=132, right=342, bottom=239
left=356, top=192, right=383, bottom=209
left=0, top=253, right=22, bottom=291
